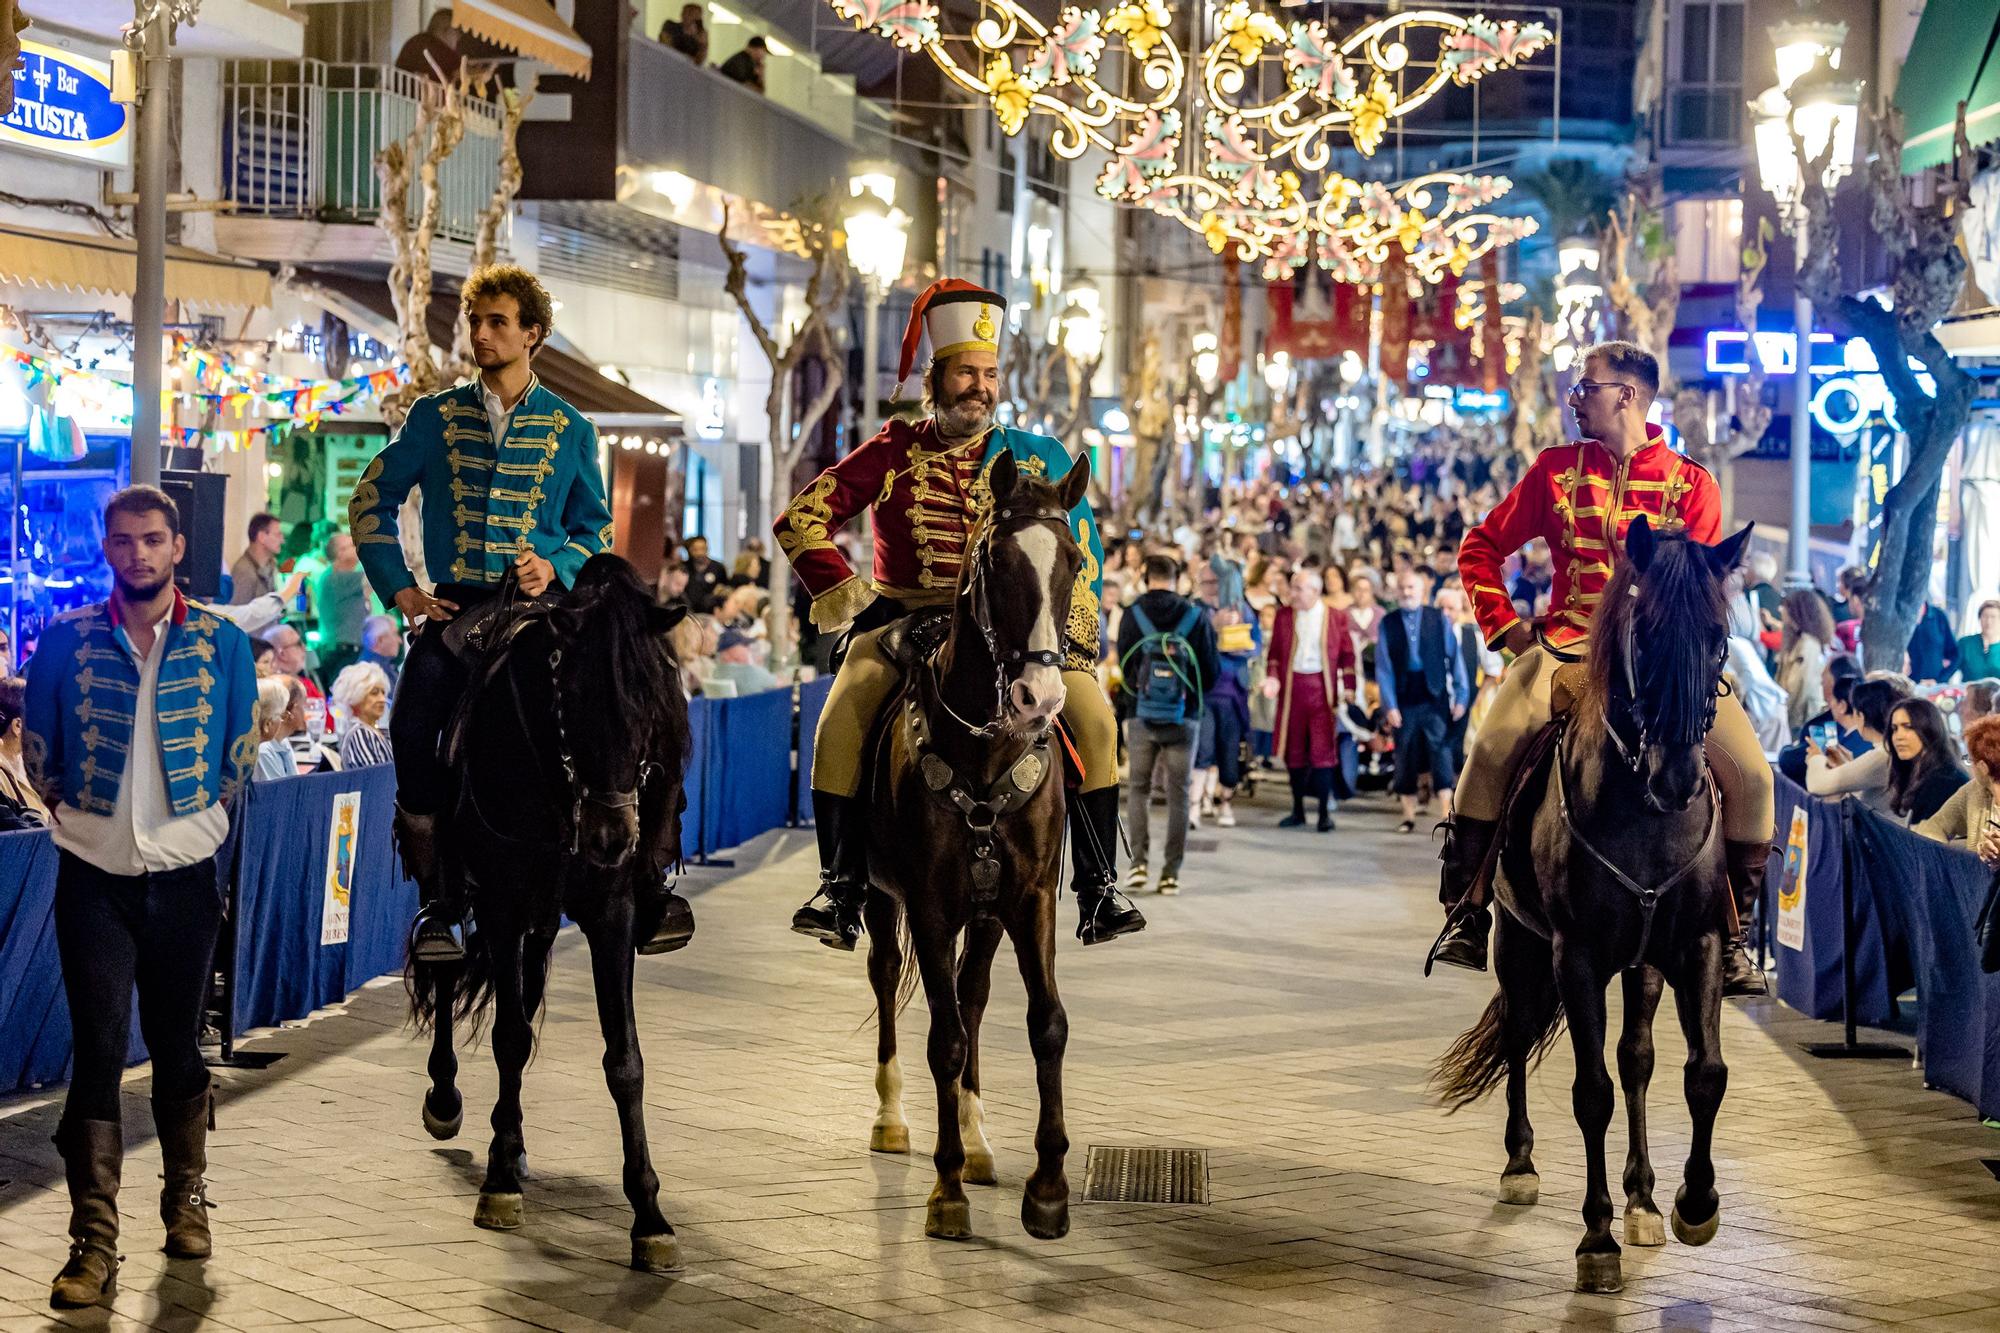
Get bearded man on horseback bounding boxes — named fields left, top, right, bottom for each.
left=1433, top=341, right=1771, bottom=996
left=348, top=263, right=690, bottom=962
left=779, top=278, right=1145, bottom=952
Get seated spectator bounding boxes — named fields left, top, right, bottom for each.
left=1885, top=696, right=1967, bottom=825
left=660, top=3, right=708, bottom=63
left=709, top=628, right=780, bottom=695
left=1963, top=678, right=2000, bottom=731
left=250, top=635, right=277, bottom=677
left=1958, top=601, right=2000, bottom=682
left=731, top=537, right=769, bottom=587
left=719, top=35, right=767, bottom=91
left=1806, top=677, right=1906, bottom=814
left=1778, top=653, right=1864, bottom=784
left=0, top=676, right=48, bottom=829
left=1777, top=589, right=1836, bottom=733
left=658, top=558, right=689, bottom=607
left=255, top=676, right=301, bottom=781
left=716, top=582, right=765, bottom=632
left=358, top=614, right=403, bottom=695
left=1916, top=715, right=2000, bottom=862
left=333, top=663, right=395, bottom=769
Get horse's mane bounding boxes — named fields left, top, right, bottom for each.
left=563, top=554, right=689, bottom=775
left=1581, top=534, right=1728, bottom=743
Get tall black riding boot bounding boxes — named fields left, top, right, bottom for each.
left=1312, top=767, right=1336, bottom=832
left=154, top=1083, right=213, bottom=1259
left=793, top=790, right=866, bottom=951
left=49, top=1119, right=121, bottom=1308
left=1427, top=815, right=1501, bottom=974
left=1721, top=839, right=1772, bottom=998
left=1073, top=786, right=1147, bottom=945
left=398, top=804, right=464, bottom=965
left=1278, top=767, right=1308, bottom=827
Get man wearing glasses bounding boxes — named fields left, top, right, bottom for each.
left=1430, top=341, right=1772, bottom=996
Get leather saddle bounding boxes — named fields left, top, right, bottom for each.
left=439, top=596, right=556, bottom=774
left=875, top=606, right=955, bottom=672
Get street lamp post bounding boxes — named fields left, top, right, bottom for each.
left=843, top=170, right=910, bottom=425
left=128, top=0, right=201, bottom=486
left=1751, top=8, right=1861, bottom=590
left=1055, top=281, right=1105, bottom=459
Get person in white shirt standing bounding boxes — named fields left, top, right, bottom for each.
left=23, top=487, right=258, bottom=1309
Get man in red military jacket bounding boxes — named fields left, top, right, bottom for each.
left=1434, top=341, right=1771, bottom=994
left=776, top=279, right=1144, bottom=951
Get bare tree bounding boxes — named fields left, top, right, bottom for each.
left=1507, top=311, right=1559, bottom=463
left=719, top=199, right=850, bottom=663
left=374, top=79, right=468, bottom=428
left=450, top=85, right=533, bottom=380
left=1602, top=191, right=1680, bottom=387
left=1794, top=104, right=1977, bottom=669
left=1116, top=333, right=1173, bottom=528
left=1697, top=216, right=1776, bottom=527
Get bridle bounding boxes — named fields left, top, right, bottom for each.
left=930, top=502, right=1074, bottom=738
left=1602, top=587, right=1729, bottom=779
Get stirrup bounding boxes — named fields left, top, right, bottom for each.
left=409, top=906, right=466, bottom=965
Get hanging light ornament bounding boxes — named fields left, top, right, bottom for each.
left=825, top=2, right=1553, bottom=270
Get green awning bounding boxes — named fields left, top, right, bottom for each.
left=1894, top=0, right=2000, bottom=173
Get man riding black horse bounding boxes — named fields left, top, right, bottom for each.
left=778, top=278, right=1146, bottom=952
left=348, top=263, right=689, bottom=960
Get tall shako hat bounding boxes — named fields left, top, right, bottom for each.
left=897, top=277, right=1005, bottom=393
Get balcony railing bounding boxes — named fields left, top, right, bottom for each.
left=220, top=61, right=506, bottom=245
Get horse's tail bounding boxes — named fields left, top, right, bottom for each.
left=1430, top=975, right=1566, bottom=1112
left=893, top=906, right=921, bottom=1018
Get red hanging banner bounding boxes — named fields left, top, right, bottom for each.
left=1220, top=252, right=1243, bottom=385
left=1480, top=249, right=1505, bottom=392
left=1379, top=243, right=1410, bottom=391
left=1266, top=268, right=1370, bottom=361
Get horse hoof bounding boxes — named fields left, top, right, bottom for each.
left=962, top=1152, right=997, bottom=1187
left=1574, top=1252, right=1623, bottom=1294
left=421, top=1093, right=462, bottom=1141
left=1671, top=1203, right=1720, bottom=1247
left=631, top=1233, right=682, bottom=1272
left=1497, top=1172, right=1540, bottom=1206
left=1624, top=1207, right=1667, bottom=1248
left=473, top=1192, right=523, bottom=1231
left=924, top=1197, right=973, bottom=1240
left=1021, top=1193, right=1069, bottom=1241
left=869, top=1123, right=910, bottom=1154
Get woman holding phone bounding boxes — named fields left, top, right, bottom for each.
left=1806, top=677, right=1908, bottom=815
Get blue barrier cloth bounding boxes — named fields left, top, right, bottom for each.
left=684, top=698, right=713, bottom=858
left=795, top=676, right=832, bottom=822
left=0, top=829, right=73, bottom=1091
left=230, top=764, right=416, bottom=1036
left=1769, top=776, right=1895, bottom=1025
left=707, top=687, right=793, bottom=851
left=1851, top=809, right=2000, bottom=1121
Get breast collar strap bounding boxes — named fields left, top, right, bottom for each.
left=902, top=691, right=1054, bottom=912
left=1554, top=720, right=1719, bottom=973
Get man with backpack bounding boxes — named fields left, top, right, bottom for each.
left=1116, top=554, right=1221, bottom=895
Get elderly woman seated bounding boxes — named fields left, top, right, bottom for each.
left=254, top=675, right=303, bottom=781
left=1915, top=714, right=2000, bottom=863
left=333, top=662, right=394, bottom=768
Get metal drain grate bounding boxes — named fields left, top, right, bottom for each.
left=1081, top=1146, right=1210, bottom=1205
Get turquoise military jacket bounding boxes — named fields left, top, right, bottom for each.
left=980, top=427, right=1104, bottom=670
left=24, top=590, right=259, bottom=817
left=349, top=379, right=614, bottom=596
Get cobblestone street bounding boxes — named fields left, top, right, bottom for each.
left=3, top=787, right=1999, bottom=1332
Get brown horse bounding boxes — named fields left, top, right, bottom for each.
left=861, top=453, right=1089, bottom=1242
left=1433, top=516, right=1753, bottom=1294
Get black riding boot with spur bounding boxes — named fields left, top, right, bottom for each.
left=49, top=1118, right=121, bottom=1309
left=1721, top=839, right=1772, bottom=998
left=793, top=790, right=866, bottom=951
left=1428, top=815, right=1500, bottom=974
left=397, top=804, right=465, bottom=965
left=1073, top=786, right=1147, bottom=945
left=155, top=1082, right=214, bottom=1259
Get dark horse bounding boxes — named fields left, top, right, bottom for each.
left=861, top=453, right=1090, bottom=1242
left=409, top=554, right=690, bottom=1270
left=1434, top=515, right=1754, bottom=1294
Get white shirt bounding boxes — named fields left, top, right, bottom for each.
left=52, top=607, right=231, bottom=874
left=1291, top=602, right=1327, bottom=674
left=482, top=373, right=538, bottom=442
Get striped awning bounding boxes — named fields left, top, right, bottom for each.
left=452, top=0, right=593, bottom=80
left=0, top=223, right=271, bottom=309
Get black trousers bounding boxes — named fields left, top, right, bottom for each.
left=55, top=851, right=223, bottom=1123
left=1392, top=692, right=1456, bottom=795
left=388, top=584, right=494, bottom=817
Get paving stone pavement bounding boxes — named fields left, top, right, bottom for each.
left=3, top=785, right=2000, bottom=1333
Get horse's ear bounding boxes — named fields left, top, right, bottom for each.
left=1708, top=521, right=1755, bottom=575
left=648, top=602, right=689, bottom=635
left=988, top=450, right=1019, bottom=504
left=1625, top=512, right=1657, bottom=574
left=1056, top=457, right=1090, bottom=512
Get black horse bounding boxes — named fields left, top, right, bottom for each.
left=862, top=454, right=1089, bottom=1242
left=1434, top=515, right=1753, bottom=1294
left=409, top=554, right=690, bottom=1270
